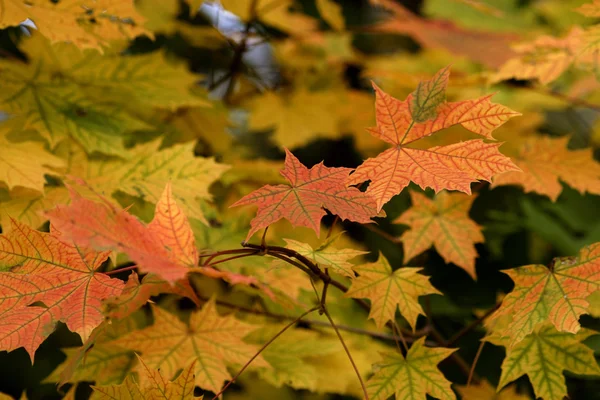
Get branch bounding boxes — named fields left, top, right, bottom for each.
left=446, top=303, right=501, bottom=346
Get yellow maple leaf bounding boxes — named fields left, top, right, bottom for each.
left=248, top=89, right=340, bottom=149
left=316, top=0, right=345, bottom=31
left=0, top=135, right=64, bottom=192
left=394, top=190, right=484, bottom=279
left=345, top=253, right=440, bottom=330
left=492, top=135, right=600, bottom=201
left=111, top=301, right=268, bottom=394
left=92, top=357, right=201, bottom=399
left=0, top=187, right=70, bottom=228
left=455, top=379, right=531, bottom=400
left=0, top=0, right=151, bottom=50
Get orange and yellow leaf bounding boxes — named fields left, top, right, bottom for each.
left=394, top=191, right=483, bottom=278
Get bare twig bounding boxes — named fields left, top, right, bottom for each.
left=446, top=303, right=501, bottom=346
left=468, top=341, right=485, bottom=387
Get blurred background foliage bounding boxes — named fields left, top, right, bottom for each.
left=0, top=0, right=599, bottom=399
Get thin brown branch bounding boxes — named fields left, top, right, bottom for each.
left=363, top=224, right=401, bottom=244
left=211, top=305, right=320, bottom=399
left=322, top=306, right=369, bottom=400
left=468, top=341, right=485, bottom=387
left=200, top=248, right=258, bottom=266
left=105, top=265, right=137, bottom=275
left=203, top=251, right=260, bottom=268
left=446, top=303, right=501, bottom=346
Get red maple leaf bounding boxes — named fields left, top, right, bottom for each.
left=231, top=149, right=378, bottom=241
left=0, top=219, right=124, bottom=361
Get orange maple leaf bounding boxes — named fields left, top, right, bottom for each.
left=486, top=242, right=600, bottom=348
left=45, top=183, right=190, bottom=283
left=394, top=191, right=483, bottom=278
left=0, top=219, right=124, bottom=361
left=491, top=135, right=600, bottom=201
left=347, top=67, right=520, bottom=211
left=231, top=149, right=378, bottom=241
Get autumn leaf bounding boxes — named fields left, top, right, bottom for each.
left=0, top=219, right=125, bottom=361
left=316, top=0, right=345, bottom=31
left=0, top=187, right=70, bottom=228
left=45, top=183, right=190, bottom=283
left=347, top=66, right=520, bottom=211
left=0, top=134, right=64, bottom=192
left=487, top=324, right=600, bottom=400
left=248, top=89, right=340, bottom=149
left=345, top=252, right=440, bottom=330
left=394, top=191, right=483, bottom=278
left=92, top=357, right=200, bottom=400
left=492, top=135, right=600, bottom=201
left=283, top=234, right=367, bottom=278
left=0, top=34, right=207, bottom=156
left=455, top=379, right=531, bottom=400
left=46, top=315, right=145, bottom=386
left=365, top=337, right=456, bottom=400
left=0, top=0, right=151, bottom=50
left=490, top=28, right=583, bottom=85
left=111, top=300, right=268, bottom=394
left=231, top=149, right=378, bottom=241
left=486, top=242, right=600, bottom=348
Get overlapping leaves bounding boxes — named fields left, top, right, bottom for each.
left=346, top=66, right=520, bottom=211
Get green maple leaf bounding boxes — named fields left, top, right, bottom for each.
left=366, top=337, right=456, bottom=400
left=487, top=323, right=600, bottom=400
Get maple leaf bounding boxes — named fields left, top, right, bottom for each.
left=577, top=0, right=600, bottom=17
left=0, top=0, right=151, bottom=50
left=283, top=235, right=367, bottom=278
left=492, top=135, right=600, bottom=201
left=487, top=324, right=600, bottom=400
left=46, top=316, right=144, bottom=386
left=345, top=253, right=440, bottom=330
left=365, top=337, right=456, bottom=400
left=0, top=34, right=208, bottom=156
left=248, top=89, right=340, bottom=149
left=45, top=184, right=190, bottom=283
left=455, top=379, right=531, bottom=400
left=490, top=28, right=583, bottom=85
left=0, top=134, right=64, bottom=192
left=486, top=242, right=600, bottom=348
left=394, top=191, right=483, bottom=278
left=93, top=357, right=200, bottom=400
left=245, top=324, right=340, bottom=391
left=231, top=149, right=378, bottom=241
left=347, top=67, right=520, bottom=211
left=0, top=187, right=70, bottom=228
left=111, top=300, right=268, bottom=394
left=0, top=219, right=125, bottom=361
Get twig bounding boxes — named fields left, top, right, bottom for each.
left=322, top=306, right=369, bottom=400
left=202, top=251, right=260, bottom=268
left=211, top=305, right=320, bottom=399
left=446, top=303, right=500, bottom=346
left=363, top=224, right=401, bottom=244
left=105, top=265, right=137, bottom=275
left=201, top=248, right=257, bottom=266
left=468, top=341, right=485, bottom=387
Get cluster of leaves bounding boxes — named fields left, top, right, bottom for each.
left=1, top=0, right=600, bottom=400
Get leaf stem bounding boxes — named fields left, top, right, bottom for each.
left=321, top=305, right=369, bottom=400
left=200, top=248, right=257, bottom=266
left=468, top=341, right=485, bottom=387
left=105, top=265, right=137, bottom=276
left=211, top=305, right=320, bottom=399
left=446, top=303, right=500, bottom=346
